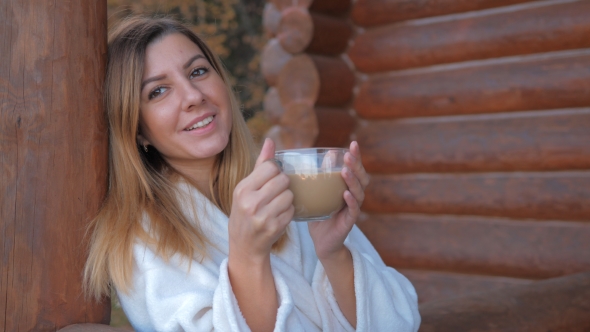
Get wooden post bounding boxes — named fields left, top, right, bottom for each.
left=0, top=0, right=110, bottom=330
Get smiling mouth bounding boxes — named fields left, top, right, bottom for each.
left=185, top=115, right=214, bottom=131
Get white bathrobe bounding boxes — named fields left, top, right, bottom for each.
left=117, top=181, right=420, bottom=332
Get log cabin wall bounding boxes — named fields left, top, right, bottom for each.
left=262, top=0, right=590, bottom=304
left=261, top=0, right=356, bottom=149
left=352, top=0, right=590, bottom=304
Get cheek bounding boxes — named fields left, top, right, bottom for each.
left=139, top=108, right=174, bottom=143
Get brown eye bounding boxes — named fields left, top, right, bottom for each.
left=190, top=67, right=208, bottom=79
left=148, top=86, right=167, bottom=100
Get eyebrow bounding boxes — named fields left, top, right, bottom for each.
left=183, top=54, right=205, bottom=69
left=141, top=54, right=206, bottom=90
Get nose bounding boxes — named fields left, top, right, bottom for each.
left=179, top=77, right=205, bottom=112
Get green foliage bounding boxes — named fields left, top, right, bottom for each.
left=107, top=0, right=267, bottom=119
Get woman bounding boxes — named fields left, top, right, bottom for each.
left=84, top=15, right=420, bottom=332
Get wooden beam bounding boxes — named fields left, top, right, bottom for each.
left=351, top=0, right=537, bottom=27
left=263, top=87, right=285, bottom=124
left=419, top=271, right=590, bottom=331
left=358, top=213, right=590, bottom=278
left=363, top=172, right=590, bottom=221
left=354, top=50, right=590, bottom=119
left=277, top=54, right=320, bottom=107
left=306, top=13, right=353, bottom=56
left=349, top=0, right=590, bottom=72
left=357, top=108, right=590, bottom=173
left=277, top=6, right=313, bottom=54
left=315, top=107, right=355, bottom=148
left=263, top=2, right=281, bottom=37
left=261, top=38, right=293, bottom=86
left=309, top=0, right=352, bottom=16
left=311, top=55, right=355, bottom=107
left=272, top=0, right=312, bottom=11
left=398, top=269, right=532, bottom=304
left=0, top=0, right=109, bottom=330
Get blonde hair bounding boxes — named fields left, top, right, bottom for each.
left=84, top=16, right=286, bottom=300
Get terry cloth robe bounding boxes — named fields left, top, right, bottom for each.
left=117, top=181, right=421, bottom=332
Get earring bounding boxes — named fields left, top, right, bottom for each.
left=143, top=144, right=148, bottom=153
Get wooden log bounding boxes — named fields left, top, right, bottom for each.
left=351, top=0, right=537, bottom=27
left=398, top=269, right=532, bottom=304
left=277, top=54, right=320, bottom=107
left=263, top=2, right=281, bottom=37
left=315, top=107, right=356, bottom=148
left=280, top=101, right=319, bottom=141
left=272, top=0, right=313, bottom=11
left=349, top=0, right=590, bottom=72
left=358, top=213, right=590, bottom=279
left=419, top=271, right=590, bottom=331
left=0, top=0, right=109, bottom=330
left=261, top=38, right=293, bottom=86
left=305, top=13, right=353, bottom=56
left=363, top=172, right=590, bottom=221
left=311, top=55, right=355, bottom=107
left=357, top=108, right=590, bottom=173
left=263, top=87, right=285, bottom=124
left=265, top=102, right=319, bottom=149
left=309, top=0, right=352, bottom=16
left=58, top=324, right=133, bottom=332
left=355, top=50, right=590, bottom=119
left=277, top=6, right=313, bottom=54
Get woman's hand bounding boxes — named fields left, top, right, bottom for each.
left=308, top=141, right=370, bottom=260
left=228, top=138, right=294, bottom=263
left=227, top=138, right=293, bottom=332
left=308, top=141, right=369, bottom=328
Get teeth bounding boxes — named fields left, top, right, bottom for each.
left=186, top=116, right=213, bottom=131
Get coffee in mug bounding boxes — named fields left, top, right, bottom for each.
left=275, top=148, right=348, bottom=222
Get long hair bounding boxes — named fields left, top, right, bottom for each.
left=84, top=15, right=286, bottom=300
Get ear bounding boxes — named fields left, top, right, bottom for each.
left=137, top=133, right=150, bottom=148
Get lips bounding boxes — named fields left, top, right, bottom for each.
left=184, top=114, right=215, bottom=131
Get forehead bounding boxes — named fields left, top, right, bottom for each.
left=143, top=33, right=204, bottom=73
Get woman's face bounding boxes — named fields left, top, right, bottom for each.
left=138, top=33, right=232, bottom=170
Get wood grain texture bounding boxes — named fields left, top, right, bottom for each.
left=309, top=0, right=351, bottom=15
left=314, top=107, right=355, bottom=148
left=58, top=324, right=133, bottom=332
left=349, top=0, right=590, bottom=72
left=277, top=6, right=313, bottom=54
left=419, top=271, right=590, bottom=331
left=261, top=38, right=293, bottom=86
left=363, top=172, right=590, bottom=221
left=311, top=55, right=355, bottom=107
left=0, top=0, right=109, bottom=330
left=398, top=269, right=532, bottom=304
left=351, top=0, right=537, bottom=27
left=272, top=0, right=313, bottom=11
left=263, top=2, right=281, bottom=37
left=277, top=54, right=320, bottom=106
left=354, top=50, right=590, bottom=119
left=263, top=87, right=285, bottom=124
left=357, top=108, right=590, bottom=173
left=358, top=214, right=590, bottom=278
left=305, top=13, right=353, bottom=56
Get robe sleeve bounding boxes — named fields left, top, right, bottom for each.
left=117, top=244, right=296, bottom=332
left=311, top=225, right=421, bottom=332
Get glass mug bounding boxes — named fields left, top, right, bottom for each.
left=274, top=148, right=348, bottom=222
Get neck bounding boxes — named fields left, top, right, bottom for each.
left=167, top=156, right=217, bottom=199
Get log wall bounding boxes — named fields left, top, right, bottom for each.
left=262, top=0, right=590, bottom=310
left=0, top=0, right=110, bottom=330
left=347, top=0, right=590, bottom=306
left=261, top=0, right=356, bottom=149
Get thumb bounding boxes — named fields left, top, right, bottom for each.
left=255, top=138, right=276, bottom=167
